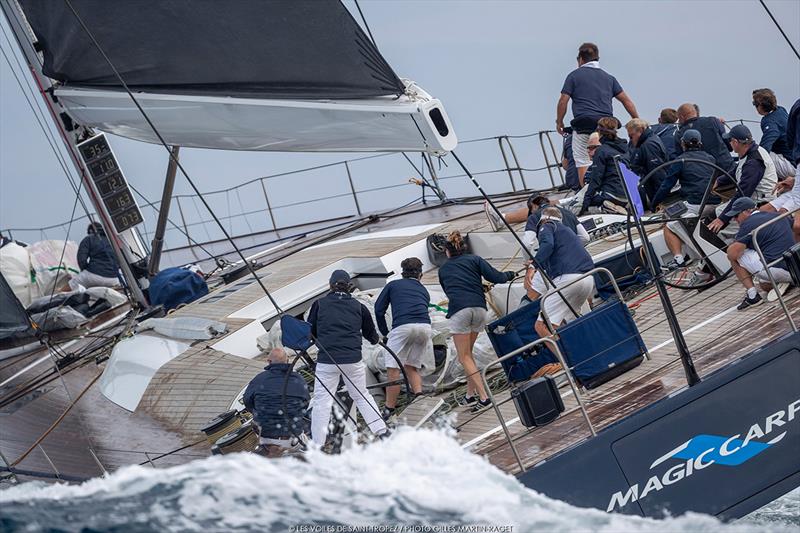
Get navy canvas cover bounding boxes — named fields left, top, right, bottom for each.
left=149, top=268, right=208, bottom=311
left=19, top=0, right=405, bottom=100
left=486, top=301, right=558, bottom=383
left=280, top=315, right=313, bottom=352
left=557, top=299, right=646, bottom=386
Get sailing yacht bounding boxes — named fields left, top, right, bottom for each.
left=0, top=0, right=798, bottom=524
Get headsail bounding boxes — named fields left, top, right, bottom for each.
left=15, top=0, right=457, bottom=153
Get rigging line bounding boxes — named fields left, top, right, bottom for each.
left=352, top=0, right=378, bottom=48
left=235, top=188, right=254, bottom=234
left=61, top=0, right=283, bottom=314
left=758, top=0, right=800, bottom=61
left=0, top=40, right=94, bottom=220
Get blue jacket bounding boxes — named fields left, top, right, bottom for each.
left=629, top=128, right=667, bottom=188
left=77, top=234, right=119, bottom=278
left=525, top=206, right=581, bottom=234
left=651, top=123, right=679, bottom=160
left=438, top=254, right=514, bottom=318
left=759, top=106, right=791, bottom=159
left=786, top=98, right=800, bottom=165
left=675, top=116, right=734, bottom=172
left=534, top=221, right=594, bottom=279
left=652, top=148, right=716, bottom=207
left=243, top=363, right=309, bottom=439
left=308, top=292, right=379, bottom=364
left=374, top=278, right=431, bottom=337
left=717, top=143, right=768, bottom=224
left=582, top=137, right=629, bottom=209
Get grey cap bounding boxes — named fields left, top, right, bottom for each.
left=727, top=197, right=757, bottom=217
left=681, top=129, right=702, bottom=143
left=722, top=124, right=753, bottom=142
left=329, top=269, right=351, bottom=284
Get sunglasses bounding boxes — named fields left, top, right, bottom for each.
left=588, top=145, right=601, bottom=150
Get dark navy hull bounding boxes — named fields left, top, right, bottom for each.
left=519, top=331, right=800, bottom=520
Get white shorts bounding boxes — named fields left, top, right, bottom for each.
left=385, top=323, right=433, bottom=370
left=448, top=307, right=488, bottom=334
left=770, top=192, right=800, bottom=213
left=738, top=249, right=792, bottom=284
left=539, top=273, right=595, bottom=326
left=572, top=132, right=591, bottom=168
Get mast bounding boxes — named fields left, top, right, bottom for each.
left=147, top=145, right=180, bottom=277
left=1, top=0, right=148, bottom=307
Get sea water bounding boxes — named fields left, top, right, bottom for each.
left=0, top=429, right=796, bottom=532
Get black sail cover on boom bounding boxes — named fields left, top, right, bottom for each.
left=18, top=0, right=405, bottom=99
left=0, top=273, right=33, bottom=340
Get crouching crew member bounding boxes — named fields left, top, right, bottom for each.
left=308, top=270, right=388, bottom=446
left=243, top=347, right=310, bottom=457
left=533, top=207, right=596, bottom=340
left=438, top=231, right=515, bottom=412
left=374, top=257, right=432, bottom=420
left=69, top=222, right=120, bottom=291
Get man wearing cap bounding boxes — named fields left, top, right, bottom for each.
left=725, top=197, right=795, bottom=310
left=707, top=124, right=777, bottom=238
left=308, top=270, right=388, bottom=446
left=657, top=129, right=719, bottom=270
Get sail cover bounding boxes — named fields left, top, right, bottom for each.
left=0, top=272, right=33, bottom=340
left=19, top=0, right=405, bottom=99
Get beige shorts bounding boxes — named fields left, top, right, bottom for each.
left=448, top=307, right=488, bottom=334
left=385, top=323, right=433, bottom=369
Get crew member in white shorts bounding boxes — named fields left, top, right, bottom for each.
left=374, top=257, right=433, bottom=420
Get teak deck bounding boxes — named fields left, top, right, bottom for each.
left=1, top=192, right=797, bottom=483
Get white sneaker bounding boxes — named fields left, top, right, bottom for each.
left=484, top=201, right=504, bottom=232
left=767, top=282, right=790, bottom=302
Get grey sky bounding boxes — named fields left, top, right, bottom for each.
left=1, top=0, right=798, bottom=250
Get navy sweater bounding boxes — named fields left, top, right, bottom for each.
left=716, top=143, right=767, bottom=224
left=77, top=234, right=119, bottom=278
left=438, top=254, right=514, bottom=318
left=760, top=106, right=791, bottom=159
left=785, top=98, right=800, bottom=165
left=651, top=148, right=716, bottom=207
left=582, top=137, right=629, bottom=209
left=374, top=278, right=431, bottom=337
left=534, top=221, right=594, bottom=279
left=243, top=363, right=309, bottom=438
left=675, top=116, right=734, bottom=172
left=308, top=292, right=379, bottom=364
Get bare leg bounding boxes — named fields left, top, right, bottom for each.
left=504, top=207, right=529, bottom=225
left=453, top=332, right=487, bottom=401
left=578, top=166, right=589, bottom=187
left=534, top=319, right=551, bottom=339
left=404, top=365, right=422, bottom=394
left=385, top=368, right=401, bottom=409
left=794, top=212, right=800, bottom=243
left=663, top=226, right=684, bottom=257
left=759, top=203, right=777, bottom=213
left=730, top=259, right=755, bottom=291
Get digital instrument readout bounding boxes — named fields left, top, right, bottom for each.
left=78, top=134, right=143, bottom=233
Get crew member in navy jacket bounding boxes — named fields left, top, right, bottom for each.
left=675, top=103, right=734, bottom=173
left=243, top=347, right=309, bottom=456
left=308, top=270, right=387, bottom=446
left=626, top=118, right=667, bottom=210
left=752, top=88, right=793, bottom=176
left=580, top=117, right=630, bottom=215
left=374, top=257, right=431, bottom=419
left=68, top=222, right=120, bottom=291
left=438, top=231, right=514, bottom=412
left=532, top=207, right=595, bottom=340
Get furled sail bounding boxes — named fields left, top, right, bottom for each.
left=16, top=0, right=457, bottom=153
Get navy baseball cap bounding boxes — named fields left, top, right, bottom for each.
left=681, top=129, right=702, bottom=143
left=329, top=269, right=351, bottom=284
left=723, top=124, right=753, bottom=142
left=727, top=197, right=757, bottom=217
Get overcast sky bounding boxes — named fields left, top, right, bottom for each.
left=1, top=0, right=798, bottom=249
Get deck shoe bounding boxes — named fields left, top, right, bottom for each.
left=602, top=200, right=628, bottom=216
left=767, top=282, right=791, bottom=302
left=470, top=398, right=492, bottom=413
left=689, top=270, right=712, bottom=286
left=737, top=292, right=764, bottom=310
left=458, top=394, right=478, bottom=406
left=484, top=201, right=504, bottom=232
left=381, top=406, right=396, bottom=421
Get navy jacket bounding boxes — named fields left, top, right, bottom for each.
left=651, top=123, right=679, bottom=160
left=243, top=363, right=310, bottom=439
left=525, top=206, right=581, bottom=234
left=760, top=106, right=791, bottom=159
left=582, top=137, right=629, bottom=209
left=652, top=148, right=716, bottom=207
left=308, top=292, right=379, bottom=364
left=717, top=143, right=767, bottom=224
left=438, top=254, right=514, bottom=318
left=534, top=221, right=594, bottom=279
left=77, top=234, right=119, bottom=278
left=675, top=116, right=734, bottom=172
left=374, top=278, right=431, bottom=337
left=629, top=128, right=667, bottom=187
left=786, top=98, right=800, bottom=165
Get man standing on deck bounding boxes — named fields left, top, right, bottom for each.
left=725, top=198, right=795, bottom=310
left=308, top=270, right=388, bottom=446
left=555, top=42, right=639, bottom=186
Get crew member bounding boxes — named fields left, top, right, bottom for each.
left=69, top=222, right=120, bottom=291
